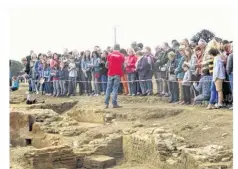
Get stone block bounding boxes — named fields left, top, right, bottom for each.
left=83, top=155, right=116, bottom=169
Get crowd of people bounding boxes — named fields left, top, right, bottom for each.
left=16, top=36, right=233, bottom=110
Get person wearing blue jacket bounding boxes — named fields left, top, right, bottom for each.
left=193, top=68, right=212, bottom=104
left=10, top=76, right=19, bottom=91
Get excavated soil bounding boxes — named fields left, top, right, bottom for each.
left=10, top=86, right=233, bottom=169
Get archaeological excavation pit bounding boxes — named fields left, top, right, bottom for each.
left=10, top=99, right=233, bottom=169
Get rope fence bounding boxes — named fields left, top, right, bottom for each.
left=28, top=78, right=233, bottom=84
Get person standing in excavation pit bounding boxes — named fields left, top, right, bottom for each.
left=104, top=44, right=125, bottom=109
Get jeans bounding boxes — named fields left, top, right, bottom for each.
left=127, top=73, right=137, bottom=95
left=28, top=79, right=32, bottom=92
left=101, top=75, right=108, bottom=93
left=31, top=79, right=38, bottom=93
left=44, top=81, right=50, bottom=94
left=59, top=80, right=66, bottom=95
left=53, top=80, right=60, bottom=96
left=139, top=74, right=153, bottom=94
left=194, top=94, right=210, bottom=104
left=154, top=72, right=162, bottom=93
left=105, top=75, right=121, bottom=106
left=229, top=74, right=233, bottom=94
left=68, top=77, right=76, bottom=95
left=135, top=73, right=141, bottom=94
left=209, top=82, right=218, bottom=104
left=169, top=81, right=178, bottom=102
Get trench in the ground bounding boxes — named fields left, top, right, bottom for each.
left=10, top=106, right=232, bottom=169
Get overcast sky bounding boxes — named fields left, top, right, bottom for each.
left=10, top=6, right=234, bottom=61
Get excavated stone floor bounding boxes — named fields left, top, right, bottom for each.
left=10, top=86, right=233, bottom=169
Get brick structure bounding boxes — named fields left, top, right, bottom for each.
left=24, top=145, right=77, bottom=169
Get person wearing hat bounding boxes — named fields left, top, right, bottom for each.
left=104, top=44, right=124, bottom=108
left=167, top=51, right=179, bottom=103
left=174, top=45, right=186, bottom=104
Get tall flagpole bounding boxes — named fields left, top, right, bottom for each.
left=114, top=26, right=117, bottom=46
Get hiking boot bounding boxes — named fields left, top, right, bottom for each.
left=113, top=105, right=122, bottom=108
left=105, top=105, right=109, bottom=109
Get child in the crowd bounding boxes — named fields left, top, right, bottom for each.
left=211, top=48, right=226, bottom=108
left=10, top=76, right=19, bottom=91
left=182, top=64, right=192, bottom=105
left=68, top=56, right=77, bottom=96
left=167, top=51, right=178, bottom=103
left=193, top=68, right=212, bottom=104
left=51, top=65, right=60, bottom=97
left=59, top=61, right=68, bottom=96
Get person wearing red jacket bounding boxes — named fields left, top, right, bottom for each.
left=125, top=48, right=138, bottom=96
left=104, top=44, right=124, bottom=109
